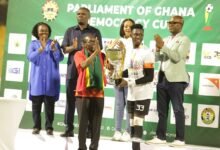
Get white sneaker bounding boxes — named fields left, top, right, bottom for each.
left=169, top=140, right=185, bottom=147
left=131, top=137, right=142, bottom=143
left=120, top=131, right=130, bottom=142
left=145, top=137, right=167, bottom=144
left=112, top=131, right=122, bottom=141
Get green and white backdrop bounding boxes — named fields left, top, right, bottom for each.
left=0, top=0, right=220, bottom=147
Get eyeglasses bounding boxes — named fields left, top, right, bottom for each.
left=167, top=21, right=182, bottom=25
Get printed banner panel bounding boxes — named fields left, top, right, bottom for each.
left=1, top=0, right=220, bottom=147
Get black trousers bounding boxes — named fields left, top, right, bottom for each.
left=156, top=72, right=188, bottom=141
left=132, top=142, right=140, bottom=150
left=64, top=78, right=77, bottom=132
left=76, top=97, right=104, bottom=150
left=31, top=95, right=55, bottom=130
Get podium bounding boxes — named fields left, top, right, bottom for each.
left=0, top=98, right=27, bottom=150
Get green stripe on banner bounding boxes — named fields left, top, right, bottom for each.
left=104, top=88, right=115, bottom=97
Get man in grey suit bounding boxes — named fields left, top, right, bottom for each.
left=146, top=15, right=190, bottom=147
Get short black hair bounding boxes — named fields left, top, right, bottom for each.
left=119, top=18, right=135, bottom=37
left=78, top=7, right=91, bottom=18
left=82, top=33, right=95, bottom=43
left=131, top=24, right=144, bottom=32
left=31, top=22, right=51, bottom=39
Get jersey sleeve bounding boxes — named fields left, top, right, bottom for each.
left=143, top=50, right=155, bottom=69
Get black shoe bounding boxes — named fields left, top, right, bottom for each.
left=32, top=128, right=40, bottom=134
left=60, top=131, right=74, bottom=137
left=46, top=129, right=53, bottom=135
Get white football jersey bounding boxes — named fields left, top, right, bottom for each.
left=126, top=46, right=155, bottom=101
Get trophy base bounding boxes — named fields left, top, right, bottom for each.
left=115, top=78, right=122, bottom=86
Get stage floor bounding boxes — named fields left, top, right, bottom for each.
left=15, top=129, right=220, bottom=150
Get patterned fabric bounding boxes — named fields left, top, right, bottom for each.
left=74, top=49, right=107, bottom=98
left=84, top=49, right=103, bottom=89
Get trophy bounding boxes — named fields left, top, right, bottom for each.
left=105, top=41, right=125, bottom=85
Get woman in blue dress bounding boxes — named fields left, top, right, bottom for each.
left=27, top=22, right=64, bottom=135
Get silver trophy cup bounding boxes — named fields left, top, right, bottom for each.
left=105, top=46, right=125, bottom=85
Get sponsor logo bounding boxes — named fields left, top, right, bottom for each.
left=214, top=51, right=220, bottom=59
left=203, top=4, right=214, bottom=31
left=199, top=73, right=220, bottom=96
left=201, top=108, right=215, bottom=124
left=202, top=49, right=220, bottom=60
left=201, top=44, right=220, bottom=66
left=8, top=67, right=20, bottom=74
left=42, top=0, right=59, bottom=21
left=203, top=50, right=212, bottom=59
left=206, top=78, right=220, bottom=90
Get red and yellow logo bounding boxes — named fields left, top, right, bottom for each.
left=203, top=4, right=214, bottom=31
left=42, top=0, right=59, bottom=21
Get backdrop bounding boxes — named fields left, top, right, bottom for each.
left=0, top=0, right=220, bottom=147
